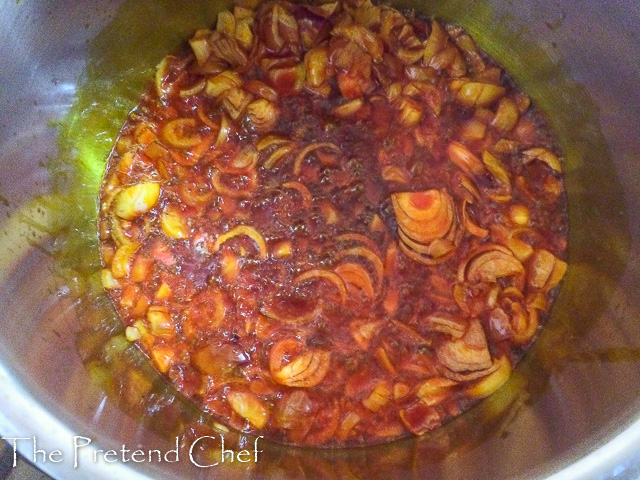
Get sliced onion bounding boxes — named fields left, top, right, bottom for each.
left=214, top=145, right=258, bottom=175
left=292, top=142, right=341, bottom=175
left=447, top=141, right=486, bottom=177
left=362, top=380, right=392, bottom=412
left=436, top=320, right=493, bottom=374
left=466, top=249, right=524, bottom=283
left=381, top=165, right=410, bottom=184
left=461, top=200, right=489, bottom=238
left=263, top=144, right=296, bottom=169
left=416, top=377, right=457, bottom=406
left=294, top=269, right=348, bottom=304
left=256, top=134, right=291, bottom=152
left=397, top=228, right=454, bottom=258
left=269, top=339, right=331, bottom=388
left=111, top=242, right=140, bottom=279
left=211, top=169, right=258, bottom=199
left=215, top=114, right=232, bottom=148
left=422, top=313, right=467, bottom=338
left=113, top=183, right=160, bottom=221
left=260, top=299, right=322, bottom=325
left=227, top=391, right=269, bottom=429
left=522, top=147, right=563, bottom=173
left=334, top=262, right=377, bottom=299
left=334, top=247, right=384, bottom=289
left=398, top=239, right=455, bottom=266
left=458, top=244, right=524, bottom=283
left=212, top=225, right=267, bottom=260
left=336, top=233, right=381, bottom=256
left=466, top=356, right=512, bottom=398
left=281, top=181, right=313, bottom=208
left=162, top=118, right=203, bottom=149
left=350, top=319, right=383, bottom=349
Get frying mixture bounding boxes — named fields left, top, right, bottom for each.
left=98, top=0, right=568, bottom=446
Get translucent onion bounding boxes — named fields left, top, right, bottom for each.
left=189, top=30, right=212, bottom=65
left=162, top=118, right=202, bottom=149
left=111, top=242, right=140, bottom=279
left=362, top=381, right=392, bottom=412
left=260, top=301, right=322, bottom=325
left=161, top=205, right=189, bottom=239
left=333, top=25, right=384, bottom=62
left=422, top=313, right=467, bottom=338
left=466, top=356, right=512, bottom=398
left=331, top=99, right=364, bottom=118
left=294, top=269, right=348, bottom=304
left=227, top=391, right=269, bottom=429
left=211, top=169, right=258, bottom=199
left=281, top=181, right=313, bottom=207
left=101, top=269, right=119, bottom=290
left=528, top=249, right=567, bottom=290
left=462, top=246, right=525, bottom=283
left=212, top=225, right=267, bottom=260
left=447, top=141, right=486, bottom=177
left=263, top=144, right=296, bottom=169
left=292, top=142, right=340, bottom=175
left=391, top=189, right=455, bottom=244
left=482, top=151, right=511, bottom=188
left=416, top=377, right=457, bottom=406
left=245, top=98, right=279, bottom=132
left=423, top=20, right=446, bottom=64
left=220, top=87, right=253, bottom=120
left=436, top=320, right=493, bottom=374
left=113, top=183, right=160, bottom=220
left=336, top=233, right=381, bottom=256
left=256, top=134, right=290, bottom=151
left=147, top=306, right=174, bottom=337
left=334, top=262, right=377, bottom=299
left=350, top=320, right=383, bottom=350
left=491, top=97, right=520, bottom=132
left=269, top=339, right=330, bottom=388
left=305, top=47, right=329, bottom=89
left=456, top=82, right=506, bottom=107
left=522, top=147, right=563, bottom=173
left=205, top=71, right=242, bottom=98
left=334, top=247, right=384, bottom=289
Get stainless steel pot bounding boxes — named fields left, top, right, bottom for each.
left=1, top=1, right=640, bottom=479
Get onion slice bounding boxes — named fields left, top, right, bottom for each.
left=294, top=269, right=348, bottom=304
left=212, top=225, right=267, bottom=260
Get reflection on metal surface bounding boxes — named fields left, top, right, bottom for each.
left=1, top=0, right=640, bottom=479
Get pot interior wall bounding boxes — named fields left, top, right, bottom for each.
left=1, top=1, right=640, bottom=479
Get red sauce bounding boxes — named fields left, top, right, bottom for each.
left=98, top=0, right=568, bottom=446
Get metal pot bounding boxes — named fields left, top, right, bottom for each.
left=1, top=1, right=639, bottom=479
